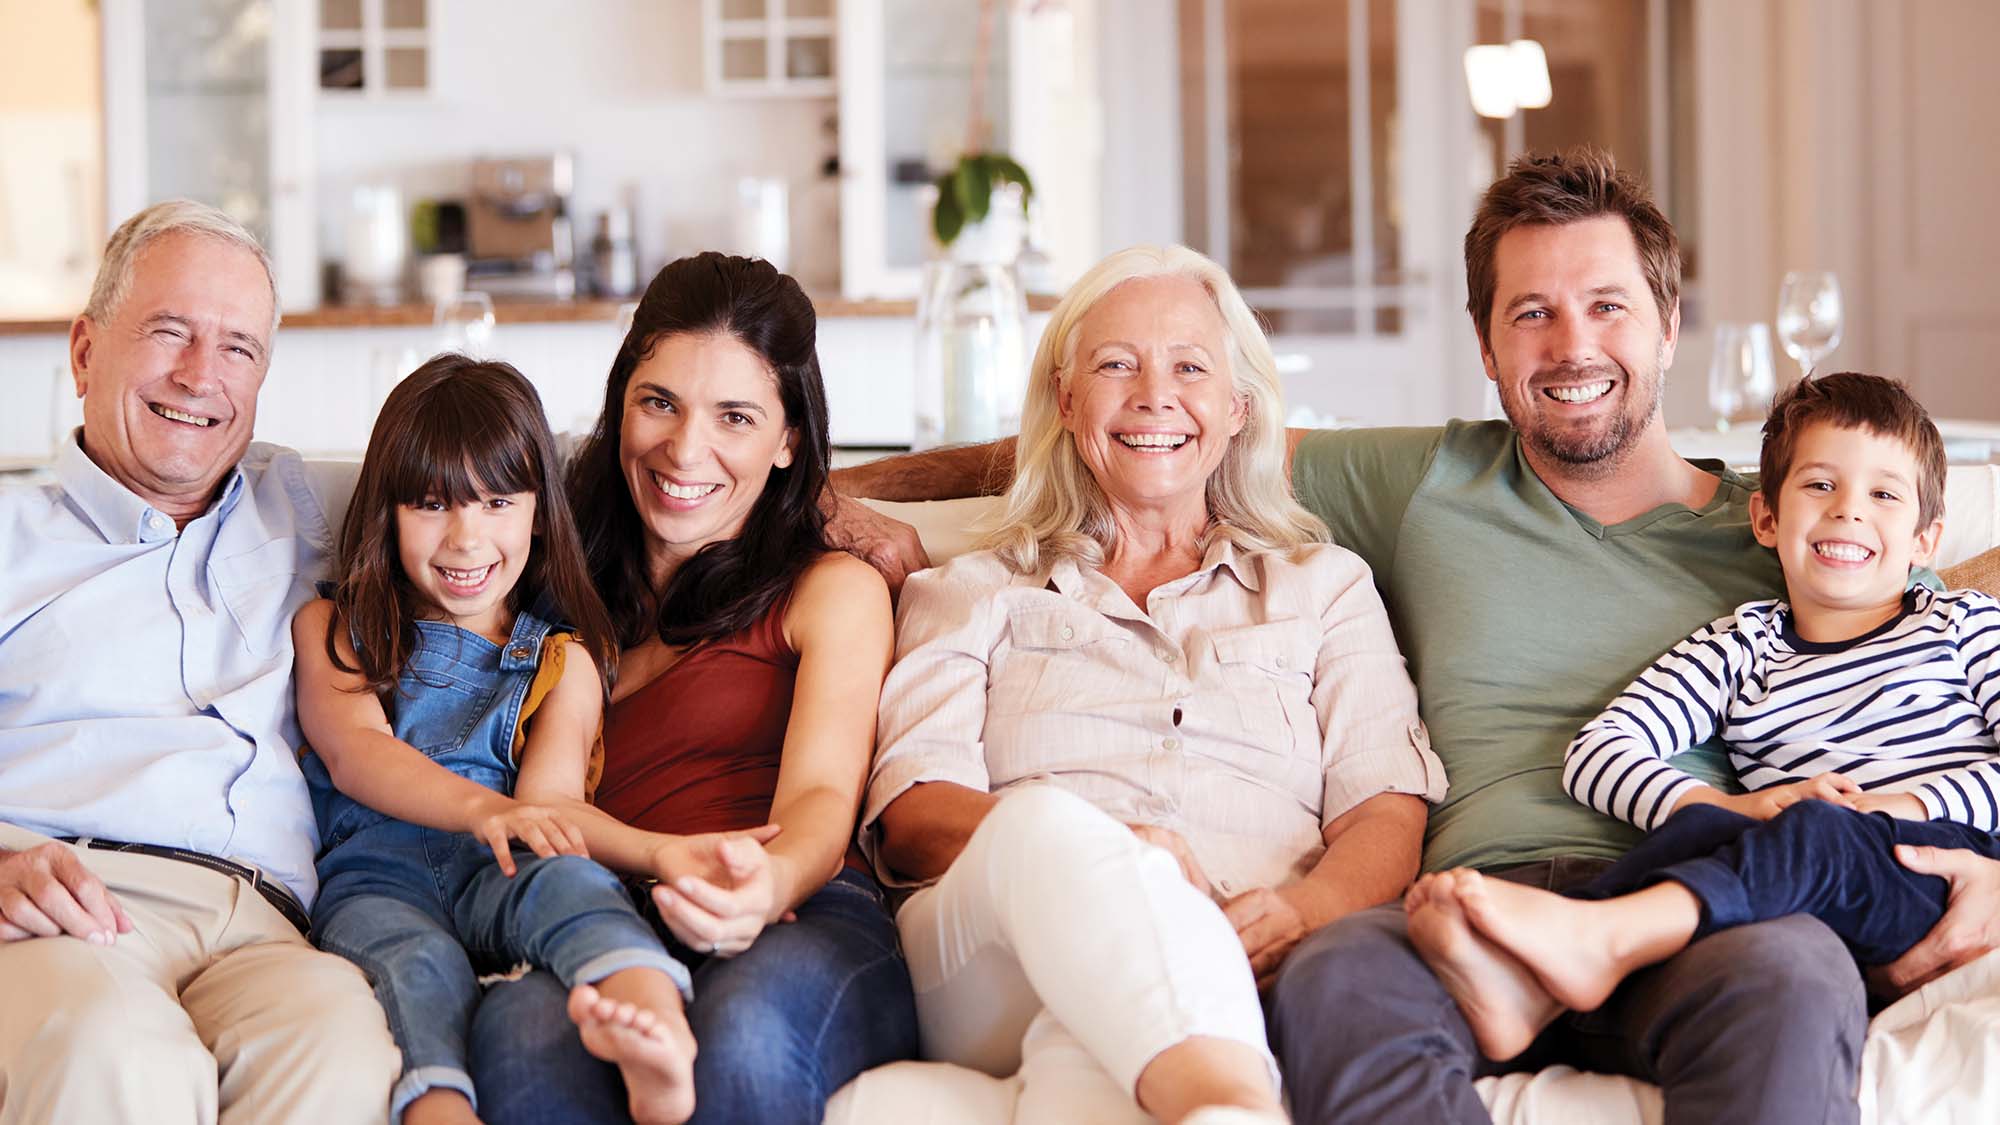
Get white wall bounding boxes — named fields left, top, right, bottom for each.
left=312, top=0, right=842, bottom=293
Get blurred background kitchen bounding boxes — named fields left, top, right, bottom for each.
left=1, top=0, right=1995, bottom=467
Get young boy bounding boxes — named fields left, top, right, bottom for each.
left=1405, top=372, right=2000, bottom=1062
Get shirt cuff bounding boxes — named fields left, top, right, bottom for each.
left=1320, top=722, right=1449, bottom=826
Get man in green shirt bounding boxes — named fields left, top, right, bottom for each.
left=826, top=150, right=2000, bottom=1122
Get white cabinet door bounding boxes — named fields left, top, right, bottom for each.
left=102, top=0, right=318, bottom=309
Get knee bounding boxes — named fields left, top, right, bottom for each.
left=1691, top=916, right=1867, bottom=1040
left=1271, top=908, right=1417, bottom=1042
left=982, top=785, right=1104, bottom=848
left=688, top=994, right=824, bottom=1118
left=1769, top=796, right=1854, bottom=837
left=274, top=952, right=396, bottom=1051
left=513, top=853, right=624, bottom=898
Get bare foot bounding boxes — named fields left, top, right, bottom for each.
left=1405, top=870, right=1565, bottom=1061
left=1450, top=870, right=1682, bottom=1014
left=403, top=1087, right=482, bottom=1125
left=568, top=981, right=698, bottom=1125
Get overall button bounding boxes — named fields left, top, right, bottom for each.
left=508, top=644, right=532, bottom=660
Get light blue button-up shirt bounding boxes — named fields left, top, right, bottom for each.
left=0, top=434, right=358, bottom=906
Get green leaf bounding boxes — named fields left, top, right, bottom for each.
left=956, top=156, right=994, bottom=225
left=983, top=154, right=1035, bottom=206
left=933, top=172, right=966, bottom=245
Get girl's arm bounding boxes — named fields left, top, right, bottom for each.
left=291, top=599, right=585, bottom=872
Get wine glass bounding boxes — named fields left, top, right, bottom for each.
left=1776, top=271, right=1843, bottom=380
left=1708, top=323, right=1778, bottom=432
left=435, top=291, right=496, bottom=356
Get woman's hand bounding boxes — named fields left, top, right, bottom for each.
left=1223, top=885, right=1313, bottom=989
left=472, top=798, right=590, bottom=876
left=1126, top=823, right=1214, bottom=896
left=649, top=828, right=783, bottom=958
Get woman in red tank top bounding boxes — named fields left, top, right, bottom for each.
left=466, top=254, right=916, bottom=1125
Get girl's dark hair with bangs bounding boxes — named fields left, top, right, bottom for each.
left=568, top=252, right=832, bottom=649
left=328, top=353, right=616, bottom=693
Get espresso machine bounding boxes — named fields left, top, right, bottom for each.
left=465, top=155, right=577, bottom=299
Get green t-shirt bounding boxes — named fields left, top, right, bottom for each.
left=1293, top=420, right=1784, bottom=872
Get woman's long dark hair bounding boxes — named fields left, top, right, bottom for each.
left=329, top=354, right=617, bottom=692
left=568, top=252, right=832, bottom=649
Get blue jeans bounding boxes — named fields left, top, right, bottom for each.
left=1579, top=799, right=2000, bottom=963
left=469, top=866, right=918, bottom=1125
left=314, top=821, right=689, bottom=1121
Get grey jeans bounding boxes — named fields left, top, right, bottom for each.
left=1268, top=856, right=1866, bottom=1125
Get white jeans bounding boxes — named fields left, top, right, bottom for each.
left=896, top=785, right=1276, bottom=1119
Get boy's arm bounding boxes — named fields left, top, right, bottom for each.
left=1893, top=596, right=2000, bottom=829
left=1563, top=621, right=1751, bottom=830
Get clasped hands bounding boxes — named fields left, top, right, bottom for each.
left=1126, top=822, right=1309, bottom=989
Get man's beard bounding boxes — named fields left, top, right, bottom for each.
left=1501, top=346, right=1666, bottom=475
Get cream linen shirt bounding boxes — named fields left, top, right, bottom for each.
left=863, top=537, right=1447, bottom=897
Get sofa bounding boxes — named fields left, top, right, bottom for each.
left=826, top=463, right=2000, bottom=1125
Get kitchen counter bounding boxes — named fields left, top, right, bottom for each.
left=0, top=292, right=1061, bottom=336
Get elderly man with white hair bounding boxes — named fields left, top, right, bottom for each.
left=0, top=201, right=398, bottom=1122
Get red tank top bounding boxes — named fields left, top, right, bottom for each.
left=596, top=594, right=798, bottom=838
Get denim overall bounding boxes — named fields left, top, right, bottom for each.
left=306, top=605, right=687, bottom=1122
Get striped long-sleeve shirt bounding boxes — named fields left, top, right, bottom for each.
left=1564, top=587, right=2000, bottom=832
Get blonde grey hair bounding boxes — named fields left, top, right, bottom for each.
left=983, top=244, right=1327, bottom=573
left=84, top=200, right=279, bottom=340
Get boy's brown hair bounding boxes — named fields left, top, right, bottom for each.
left=1757, top=372, right=1947, bottom=528
left=1463, top=146, right=1681, bottom=350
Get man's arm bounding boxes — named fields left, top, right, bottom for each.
left=830, top=439, right=1016, bottom=502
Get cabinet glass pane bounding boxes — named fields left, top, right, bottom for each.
left=320, top=0, right=361, bottom=31
left=721, top=38, right=768, bottom=80
left=383, top=0, right=427, bottom=29
left=882, top=0, right=1006, bottom=268
left=721, top=0, right=767, bottom=18
left=320, top=48, right=364, bottom=89
left=785, top=35, right=832, bottom=79
left=788, top=0, right=833, bottom=17
left=145, top=0, right=271, bottom=244
left=385, top=47, right=427, bottom=89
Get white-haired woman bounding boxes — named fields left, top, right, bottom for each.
left=861, top=245, right=1447, bottom=1124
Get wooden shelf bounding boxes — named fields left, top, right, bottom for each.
left=0, top=292, right=1059, bottom=337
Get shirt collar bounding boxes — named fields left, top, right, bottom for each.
left=1043, top=532, right=1264, bottom=602
left=52, top=428, right=247, bottom=544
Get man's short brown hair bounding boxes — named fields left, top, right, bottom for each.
left=1758, top=372, right=1947, bottom=528
left=1464, top=147, right=1681, bottom=350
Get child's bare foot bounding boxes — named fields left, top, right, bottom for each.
left=1450, top=870, right=1689, bottom=1014
left=568, top=977, right=698, bottom=1125
left=403, top=1087, right=482, bottom=1125
left=1405, top=870, right=1565, bottom=1061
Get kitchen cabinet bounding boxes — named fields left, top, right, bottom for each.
left=101, top=0, right=320, bottom=308
left=703, top=0, right=837, bottom=97
left=836, top=0, right=1101, bottom=299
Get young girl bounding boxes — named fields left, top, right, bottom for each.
left=295, top=354, right=698, bottom=1125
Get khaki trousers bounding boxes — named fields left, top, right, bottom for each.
left=0, top=825, right=400, bottom=1125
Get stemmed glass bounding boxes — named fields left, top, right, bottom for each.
left=1708, top=323, right=1778, bottom=432
left=1776, top=271, right=1843, bottom=380
left=435, top=291, right=496, bottom=356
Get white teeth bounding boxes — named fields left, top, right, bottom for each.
left=1814, top=541, right=1873, bottom=562
left=438, top=564, right=493, bottom=585
left=1115, top=433, right=1189, bottom=449
left=153, top=405, right=213, bottom=426
left=651, top=472, right=720, bottom=500
left=1546, top=381, right=1614, bottom=404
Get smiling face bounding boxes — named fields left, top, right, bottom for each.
left=1056, top=275, right=1247, bottom=524
left=394, top=489, right=539, bottom=642
left=1480, top=215, right=1677, bottom=478
left=70, top=231, right=273, bottom=521
left=1751, top=422, right=1943, bottom=641
left=619, top=330, right=796, bottom=585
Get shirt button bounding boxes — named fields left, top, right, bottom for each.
left=1060, top=625, right=1074, bottom=640
left=1163, top=650, right=1179, bottom=663
left=1163, top=737, right=1181, bottom=751
left=509, top=644, right=532, bottom=660
left=1275, top=654, right=1287, bottom=669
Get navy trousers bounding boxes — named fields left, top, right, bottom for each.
left=1579, top=799, right=2000, bottom=964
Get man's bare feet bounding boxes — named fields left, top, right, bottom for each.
left=1449, top=869, right=1694, bottom=1014
left=568, top=979, right=698, bottom=1125
left=403, top=1087, right=482, bottom=1125
left=1405, top=871, right=1565, bottom=1061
